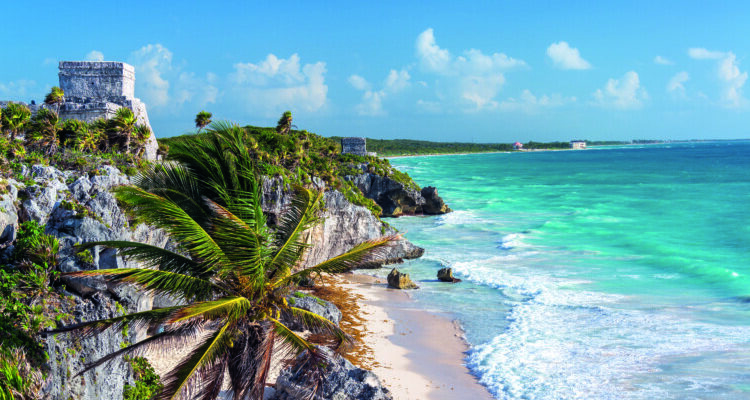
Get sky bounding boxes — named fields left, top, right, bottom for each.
left=2, top=0, right=750, bottom=142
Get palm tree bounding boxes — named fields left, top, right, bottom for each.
left=110, top=107, right=137, bottom=154
left=53, top=123, right=395, bottom=400
left=25, top=108, right=60, bottom=155
left=275, top=111, right=295, bottom=135
left=132, top=125, right=152, bottom=157
left=195, top=111, right=212, bottom=133
left=1, top=102, right=31, bottom=142
left=44, top=86, right=65, bottom=115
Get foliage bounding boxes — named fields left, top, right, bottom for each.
left=0, top=347, right=46, bottom=400
left=25, top=109, right=60, bottom=156
left=0, top=103, right=31, bottom=142
left=194, top=111, right=212, bottom=133
left=56, top=123, right=396, bottom=400
left=275, top=111, right=294, bottom=135
left=123, top=356, right=163, bottom=400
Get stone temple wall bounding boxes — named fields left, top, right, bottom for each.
left=341, top=137, right=367, bottom=156
left=59, top=61, right=135, bottom=101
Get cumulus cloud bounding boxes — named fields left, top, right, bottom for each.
left=689, top=47, right=747, bottom=107
left=654, top=56, right=673, bottom=65
left=498, top=89, right=576, bottom=112
left=593, top=71, right=647, bottom=109
left=348, top=75, right=370, bottom=91
left=0, top=79, right=38, bottom=100
left=546, top=41, right=591, bottom=70
left=230, top=53, right=328, bottom=116
left=350, top=69, right=411, bottom=116
left=667, top=71, right=689, bottom=95
left=415, top=28, right=525, bottom=111
left=85, top=50, right=105, bottom=62
left=129, top=44, right=218, bottom=110
left=130, top=44, right=173, bottom=107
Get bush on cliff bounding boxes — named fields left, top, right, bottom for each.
left=54, top=122, right=396, bottom=400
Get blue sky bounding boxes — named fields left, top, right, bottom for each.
left=2, top=0, right=750, bottom=142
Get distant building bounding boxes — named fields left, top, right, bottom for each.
left=341, top=137, right=369, bottom=157
left=571, top=140, right=586, bottom=149
left=513, top=141, right=523, bottom=150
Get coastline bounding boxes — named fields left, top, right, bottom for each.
left=322, top=273, right=494, bottom=400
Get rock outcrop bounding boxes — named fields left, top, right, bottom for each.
left=387, top=268, right=419, bottom=289
left=0, top=164, right=425, bottom=398
left=346, top=170, right=451, bottom=217
left=261, top=177, right=424, bottom=268
left=274, top=347, right=393, bottom=400
left=282, top=293, right=342, bottom=332
left=437, top=267, right=461, bottom=283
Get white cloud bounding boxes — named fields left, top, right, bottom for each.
left=546, top=41, right=591, bottom=70
left=688, top=48, right=725, bottom=60
left=175, top=72, right=218, bottom=106
left=348, top=75, right=370, bottom=91
left=415, top=28, right=525, bottom=111
left=498, top=89, right=576, bottom=112
left=85, top=50, right=105, bottom=62
left=0, top=79, right=38, bottom=100
left=351, top=69, right=411, bottom=116
left=593, top=71, right=647, bottom=109
left=654, top=56, right=673, bottom=65
left=230, top=53, right=328, bottom=116
left=689, top=47, right=747, bottom=107
left=667, top=71, right=689, bottom=95
left=130, top=44, right=173, bottom=107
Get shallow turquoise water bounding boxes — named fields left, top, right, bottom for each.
left=383, top=142, right=750, bottom=399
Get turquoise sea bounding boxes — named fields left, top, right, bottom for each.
left=383, top=141, right=750, bottom=399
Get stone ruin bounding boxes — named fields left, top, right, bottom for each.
left=341, top=137, right=368, bottom=157
left=0, top=61, right=157, bottom=160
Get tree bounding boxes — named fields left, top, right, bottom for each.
left=195, top=111, right=212, bottom=133
left=132, top=125, right=152, bottom=157
left=1, top=103, right=31, bottom=142
left=54, top=123, right=395, bottom=400
left=44, top=86, right=65, bottom=115
left=25, top=108, right=60, bottom=155
left=275, top=111, right=295, bottom=135
left=110, top=107, right=137, bottom=154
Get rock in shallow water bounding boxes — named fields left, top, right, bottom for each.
left=387, top=268, right=419, bottom=289
left=437, top=267, right=462, bottom=283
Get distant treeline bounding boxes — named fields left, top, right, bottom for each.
left=329, top=137, right=629, bottom=156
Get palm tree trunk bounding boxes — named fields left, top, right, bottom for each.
left=228, top=321, right=275, bottom=400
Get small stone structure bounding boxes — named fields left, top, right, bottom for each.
left=1, top=61, right=157, bottom=160
left=571, top=140, right=586, bottom=149
left=341, top=137, right=368, bottom=157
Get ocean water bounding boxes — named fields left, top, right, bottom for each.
left=382, top=141, right=750, bottom=399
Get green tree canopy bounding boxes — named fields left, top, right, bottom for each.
left=195, top=111, right=212, bottom=133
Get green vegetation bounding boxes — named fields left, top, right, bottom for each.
left=122, top=356, right=162, bottom=400
left=194, top=110, right=212, bottom=133
left=56, top=123, right=396, bottom=399
left=333, top=137, right=631, bottom=156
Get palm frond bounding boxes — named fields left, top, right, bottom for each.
left=269, top=317, right=315, bottom=355
left=48, top=306, right=181, bottom=338
left=205, top=199, right=268, bottom=281
left=286, top=307, right=354, bottom=350
left=76, top=240, right=210, bottom=277
left=128, top=162, right=208, bottom=223
left=62, top=268, right=220, bottom=302
left=113, top=186, right=228, bottom=270
left=266, top=187, right=323, bottom=280
left=158, top=322, right=234, bottom=400
left=227, top=322, right=275, bottom=400
left=168, top=297, right=251, bottom=324
left=276, top=235, right=398, bottom=287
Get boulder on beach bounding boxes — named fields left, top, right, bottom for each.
left=387, top=268, right=419, bottom=289
left=437, top=267, right=461, bottom=283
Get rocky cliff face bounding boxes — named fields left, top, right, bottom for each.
left=346, top=170, right=451, bottom=217
left=0, top=166, right=422, bottom=399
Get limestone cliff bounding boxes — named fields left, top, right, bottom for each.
left=0, top=165, right=421, bottom=399
left=346, top=169, right=451, bottom=217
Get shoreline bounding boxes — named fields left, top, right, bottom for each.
left=329, top=273, right=494, bottom=400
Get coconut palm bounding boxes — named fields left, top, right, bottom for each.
left=25, top=108, right=60, bottom=155
left=110, top=107, right=137, bottom=154
left=275, top=111, right=295, bottom=135
left=195, top=111, right=212, bottom=133
left=1, top=102, right=31, bottom=142
left=53, top=122, right=395, bottom=400
left=44, top=86, right=65, bottom=115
